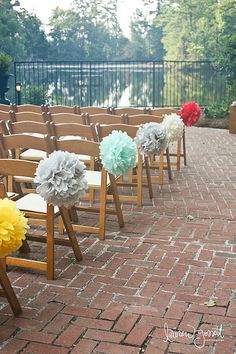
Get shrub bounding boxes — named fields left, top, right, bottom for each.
left=0, top=51, right=12, bottom=73
left=23, top=85, right=50, bottom=105
left=204, top=102, right=230, bottom=119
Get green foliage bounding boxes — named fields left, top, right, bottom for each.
left=22, top=85, right=49, bottom=105
left=0, top=50, right=12, bottom=73
left=204, top=102, right=230, bottom=119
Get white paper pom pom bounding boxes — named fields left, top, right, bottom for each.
left=162, top=113, right=184, bottom=142
left=136, top=122, right=168, bottom=155
left=34, top=150, right=88, bottom=207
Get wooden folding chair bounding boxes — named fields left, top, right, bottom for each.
left=0, top=159, right=82, bottom=280
left=9, top=111, right=47, bottom=123
left=96, top=123, right=153, bottom=207
left=86, top=113, right=125, bottom=125
left=48, top=112, right=86, bottom=124
left=52, top=138, right=124, bottom=240
left=50, top=122, right=98, bottom=204
left=0, top=133, right=52, bottom=195
left=10, top=104, right=46, bottom=114
left=0, top=182, right=22, bottom=316
left=125, top=114, right=172, bottom=184
left=47, top=105, right=78, bottom=114
left=148, top=108, right=186, bottom=168
left=80, top=107, right=110, bottom=115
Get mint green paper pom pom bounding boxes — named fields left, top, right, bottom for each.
left=100, top=130, right=138, bottom=175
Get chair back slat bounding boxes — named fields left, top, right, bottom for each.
left=0, top=104, right=11, bottom=112
left=12, top=104, right=46, bottom=114
left=52, top=137, right=100, bottom=158
left=148, top=108, right=180, bottom=116
left=126, top=114, right=163, bottom=125
left=0, top=134, right=52, bottom=158
left=97, top=123, right=138, bottom=141
left=112, top=107, right=146, bottom=116
left=80, top=107, right=110, bottom=115
left=49, top=112, right=86, bottom=124
left=47, top=105, right=78, bottom=114
left=0, top=110, right=11, bottom=122
left=8, top=120, right=50, bottom=135
left=87, top=113, right=125, bottom=125
left=50, top=122, right=97, bottom=141
left=10, top=111, right=47, bottom=123
left=0, top=159, right=38, bottom=177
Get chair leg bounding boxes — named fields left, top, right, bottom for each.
left=19, top=240, right=31, bottom=254
left=109, top=174, right=124, bottom=228
left=159, top=152, right=164, bottom=185
left=144, top=156, right=153, bottom=199
left=165, top=147, right=172, bottom=180
left=59, top=206, right=83, bottom=261
left=177, top=139, right=181, bottom=170
left=98, top=169, right=108, bottom=240
left=0, top=261, right=22, bottom=316
left=183, top=129, right=187, bottom=166
left=137, top=153, right=143, bottom=207
left=46, top=204, right=54, bottom=280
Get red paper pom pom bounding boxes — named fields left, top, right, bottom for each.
left=180, top=101, right=201, bottom=127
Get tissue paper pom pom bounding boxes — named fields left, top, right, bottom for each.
left=0, top=199, right=28, bottom=257
left=136, top=122, right=168, bottom=155
left=180, top=101, right=201, bottom=126
left=34, top=150, right=88, bottom=207
left=100, top=130, right=138, bottom=175
left=162, top=113, right=184, bottom=142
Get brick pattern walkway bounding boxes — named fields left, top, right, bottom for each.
left=0, top=127, right=236, bottom=354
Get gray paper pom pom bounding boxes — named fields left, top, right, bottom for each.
left=136, top=122, right=168, bottom=155
left=34, top=150, right=88, bottom=207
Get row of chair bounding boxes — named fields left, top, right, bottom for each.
left=0, top=103, right=180, bottom=117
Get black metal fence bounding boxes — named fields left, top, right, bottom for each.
left=12, top=60, right=234, bottom=107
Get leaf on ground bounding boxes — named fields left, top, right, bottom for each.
left=204, top=300, right=216, bottom=307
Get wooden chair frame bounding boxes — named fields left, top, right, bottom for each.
left=147, top=109, right=186, bottom=167
left=125, top=115, right=172, bottom=183
left=0, top=160, right=82, bottom=280
left=0, top=183, right=22, bottom=316
left=112, top=107, right=147, bottom=116
left=52, top=138, right=124, bottom=240
left=96, top=123, right=153, bottom=206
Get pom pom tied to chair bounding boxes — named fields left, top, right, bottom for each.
left=34, top=150, right=88, bottom=207
left=162, top=113, right=184, bottom=142
left=0, top=199, right=29, bottom=257
left=180, top=101, right=201, bottom=126
left=136, top=122, right=168, bottom=155
left=99, top=130, right=138, bottom=176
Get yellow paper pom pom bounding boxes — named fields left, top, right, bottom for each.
left=0, top=198, right=29, bottom=257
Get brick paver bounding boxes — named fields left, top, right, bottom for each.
left=1, top=127, right=236, bottom=353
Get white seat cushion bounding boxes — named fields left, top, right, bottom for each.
left=85, top=170, right=110, bottom=188
left=16, top=193, right=59, bottom=214
left=20, top=149, right=46, bottom=161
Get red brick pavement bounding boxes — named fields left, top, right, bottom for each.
left=0, top=127, right=236, bottom=353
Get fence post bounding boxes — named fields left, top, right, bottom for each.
left=89, top=62, right=92, bottom=106
left=152, top=62, right=155, bottom=108
left=229, top=102, right=236, bottom=134
left=14, top=62, right=17, bottom=104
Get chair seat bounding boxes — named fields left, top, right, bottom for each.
left=85, top=170, right=110, bottom=188
left=20, top=149, right=90, bottom=163
left=16, top=193, right=59, bottom=214
left=7, top=192, right=18, bottom=199
left=20, top=149, right=46, bottom=161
